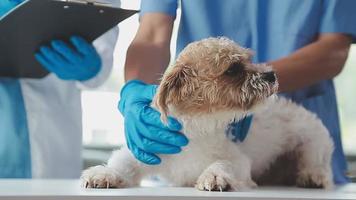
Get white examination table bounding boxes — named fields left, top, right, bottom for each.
left=0, top=180, right=355, bottom=200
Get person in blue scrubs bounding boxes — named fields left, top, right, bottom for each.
left=118, top=0, right=356, bottom=184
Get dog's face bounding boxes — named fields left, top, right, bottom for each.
left=155, top=37, right=278, bottom=120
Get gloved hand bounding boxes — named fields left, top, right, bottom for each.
left=0, top=0, right=22, bottom=17
left=119, top=80, right=189, bottom=165
left=35, top=36, right=101, bottom=81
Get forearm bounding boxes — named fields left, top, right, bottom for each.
left=269, top=34, right=352, bottom=92
left=125, top=41, right=171, bottom=84
left=125, top=13, right=174, bottom=84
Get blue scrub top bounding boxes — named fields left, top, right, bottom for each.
left=141, top=0, right=356, bottom=184
left=0, top=79, right=31, bottom=178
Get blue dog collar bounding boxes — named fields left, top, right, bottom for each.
left=226, top=115, right=253, bottom=142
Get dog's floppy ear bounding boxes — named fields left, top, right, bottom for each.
left=154, top=65, right=197, bottom=122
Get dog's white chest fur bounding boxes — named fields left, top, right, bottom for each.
left=158, top=109, right=247, bottom=186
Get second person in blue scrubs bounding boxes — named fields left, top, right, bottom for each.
left=118, top=0, right=356, bottom=184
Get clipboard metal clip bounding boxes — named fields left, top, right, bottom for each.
left=59, top=0, right=112, bottom=7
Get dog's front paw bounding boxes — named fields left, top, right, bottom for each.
left=297, top=168, right=334, bottom=189
left=195, top=170, right=256, bottom=192
left=81, top=165, right=129, bottom=189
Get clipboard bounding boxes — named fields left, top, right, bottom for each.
left=0, top=0, right=137, bottom=78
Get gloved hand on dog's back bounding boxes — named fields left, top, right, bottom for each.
left=118, top=80, right=189, bottom=165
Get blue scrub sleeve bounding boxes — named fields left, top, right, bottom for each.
left=140, top=0, right=178, bottom=18
left=319, top=0, right=356, bottom=42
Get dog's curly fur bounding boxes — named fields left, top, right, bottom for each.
left=81, top=37, right=334, bottom=191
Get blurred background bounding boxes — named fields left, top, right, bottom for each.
left=82, top=0, right=356, bottom=181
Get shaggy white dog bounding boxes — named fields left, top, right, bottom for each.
left=81, top=37, right=334, bottom=191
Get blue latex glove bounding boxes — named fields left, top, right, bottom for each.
left=35, top=36, right=101, bottom=81
left=0, top=0, right=22, bottom=17
left=119, top=80, right=189, bottom=165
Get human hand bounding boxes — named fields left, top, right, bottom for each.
left=119, top=80, right=189, bottom=165
left=35, top=36, right=101, bottom=81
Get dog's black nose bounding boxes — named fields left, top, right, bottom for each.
left=262, top=72, right=276, bottom=83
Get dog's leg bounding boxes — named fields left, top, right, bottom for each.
left=295, top=124, right=334, bottom=189
left=81, top=147, right=144, bottom=188
left=196, top=157, right=256, bottom=192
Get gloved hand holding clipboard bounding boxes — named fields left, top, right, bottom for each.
left=0, top=0, right=137, bottom=78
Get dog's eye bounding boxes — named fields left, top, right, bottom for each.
left=224, top=62, right=244, bottom=76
